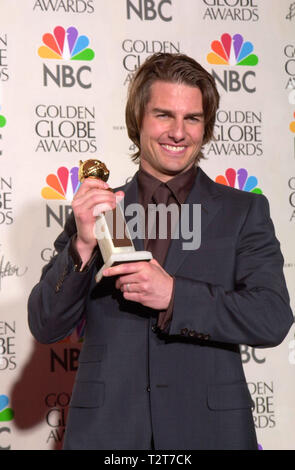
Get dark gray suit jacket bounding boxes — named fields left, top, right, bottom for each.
left=28, top=168, right=293, bottom=450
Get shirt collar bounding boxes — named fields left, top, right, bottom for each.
left=137, top=165, right=198, bottom=207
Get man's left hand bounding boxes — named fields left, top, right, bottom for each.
left=103, top=259, right=173, bottom=310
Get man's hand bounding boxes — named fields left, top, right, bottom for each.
left=71, top=178, right=124, bottom=265
left=103, top=259, right=173, bottom=310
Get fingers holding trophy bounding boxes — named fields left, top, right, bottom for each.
left=78, top=159, right=152, bottom=282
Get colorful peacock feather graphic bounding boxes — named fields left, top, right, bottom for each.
left=0, top=115, right=6, bottom=127
left=0, top=395, right=14, bottom=422
left=41, top=166, right=80, bottom=201
left=0, top=105, right=6, bottom=128
left=215, top=168, right=262, bottom=194
left=207, top=33, right=258, bottom=66
left=289, top=112, right=295, bottom=133
left=38, top=26, right=95, bottom=61
left=60, top=317, right=85, bottom=343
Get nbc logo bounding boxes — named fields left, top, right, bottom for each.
left=289, top=112, right=295, bottom=159
left=42, top=166, right=80, bottom=201
left=207, top=33, right=258, bottom=93
left=60, top=317, right=85, bottom=343
left=38, top=26, right=94, bottom=88
left=38, top=26, right=95, bottom=61
left=0, top=395, right=14, bottom=422
left=0, top=112, right=6, bottom=128
left=207, top=33, right=258, bottom=66
left=42, top=166, right=80, bottom=227
left=0, top=395, right=14, bottom=450
left=215, top=168, right=262, bottom=194
left=289, top=112, right=295, bottom=133
left=0, top=107, right=6, bottom=156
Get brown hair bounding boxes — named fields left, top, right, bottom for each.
left=125, top=52, right=220, bottom=163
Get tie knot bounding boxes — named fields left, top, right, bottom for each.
left=152, top=183, right=171, bottom=206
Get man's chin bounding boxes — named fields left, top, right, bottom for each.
left=161, top=162, right=195, bottom=176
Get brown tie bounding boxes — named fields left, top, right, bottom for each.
left=146, top=183, right=174, bottom=266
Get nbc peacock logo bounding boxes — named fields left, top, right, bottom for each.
left=38, top=26, right=94, bottom=88
left=0, top=395, right=14, bottom=450
left=289, top=112, right=295, bottom=159
left=38, top=26, right=95, bottom=61
left=0, top=395, right=14, bottom=422
left=215, top=168, right=262, bottom=194
left=207, top=33, right=258, bottom=66
left=0, top=112, right=6, bottom=128
left=0, top=106, right=6, bottom=157
left=207, top=33, right=258, bottom=93
left=42, top=166, right=81, bottom=228
left=41, top=166, right=80, bottom=201
left=61, top=317, right=85, bottom=343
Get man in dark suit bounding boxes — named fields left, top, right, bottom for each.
left=28, top=53, right=293, bottom=450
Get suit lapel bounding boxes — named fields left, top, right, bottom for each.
left=164, top=168, right=223, bottom=275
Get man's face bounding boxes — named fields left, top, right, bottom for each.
left=139, top=80, right=205, bottom=182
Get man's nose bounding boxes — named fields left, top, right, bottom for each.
left=168, top=119, right=186, bottom=142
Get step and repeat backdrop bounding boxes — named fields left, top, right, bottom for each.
left=0, top=0, right=295, bottom=450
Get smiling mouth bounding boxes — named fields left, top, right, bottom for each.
left=161, top=144, right=186, bottom=153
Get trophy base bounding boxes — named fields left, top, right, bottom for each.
left=95, top=250, right=153, bottom=283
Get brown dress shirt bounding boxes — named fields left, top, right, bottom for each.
left=137, top=165, right=197, bottom=330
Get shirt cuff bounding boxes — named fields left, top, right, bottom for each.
left=69, top=234, right=99, bottom=272
left=157, top=277, right=175, bottom=332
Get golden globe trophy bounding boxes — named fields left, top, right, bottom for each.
left=78, top=159, right=152, bottom=282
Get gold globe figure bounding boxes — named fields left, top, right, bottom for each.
left=78, top=159, right=110, bottom=183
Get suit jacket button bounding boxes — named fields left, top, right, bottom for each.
left=180, top=328, right=188, bottom=335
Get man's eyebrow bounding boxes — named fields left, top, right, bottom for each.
left=185, top=112, right=204, bottom=119
left=151, top=107, right=204, bottom=118
left=151, top=107, right=173, bottom=115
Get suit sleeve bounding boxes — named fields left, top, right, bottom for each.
left=168, top=194, right=294, bottom=347
left=27, top=214, right=98, bottom=344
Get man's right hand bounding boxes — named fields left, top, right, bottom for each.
left=71, top=178, right=124, bottom=265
